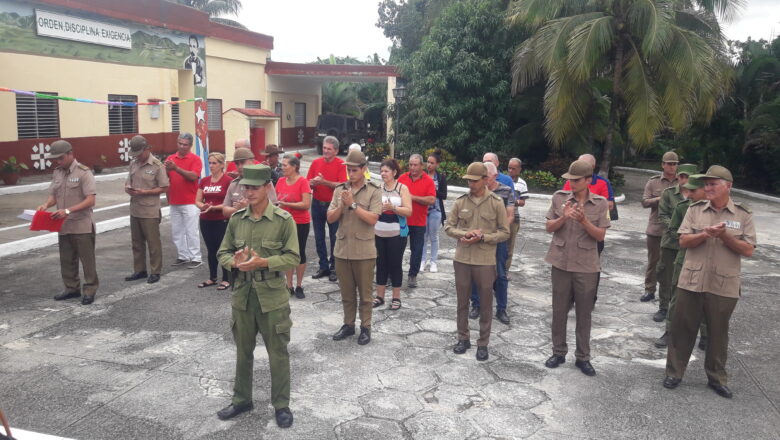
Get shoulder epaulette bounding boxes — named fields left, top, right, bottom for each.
left=231, top=207, right=247, bottom=217
left=274, top=207, right=292, bottom=219
left=367, top=180, right=380, bottom=188
left=734, top=201, right=752, bottom=214
left=488, top=192, right=502, bottom=201
left=553, top=190, right=572, bottom=196
left=649, top=175, right=661, bottom=180
left=661, top=186, right=675, bottom=193
left=591, top=194, right=607, bottom=201
left=150, top=157, right=163, bottom=166
left=77, top=163, right=90, bottom=171
left=690, top=200, right=707, bottom=206
left=456, top=192, right=469, bottom=199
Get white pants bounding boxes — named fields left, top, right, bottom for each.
left=169, top=204, right=202, bottom=262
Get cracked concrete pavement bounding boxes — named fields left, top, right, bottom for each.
left=1, top=163, right=779, bottom=439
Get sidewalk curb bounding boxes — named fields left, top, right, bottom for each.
left=0, top=171, right=127, bottom=195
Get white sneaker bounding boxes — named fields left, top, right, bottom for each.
left=423, top=260, right=430, bottom=271
left=429, top=262, right=438, bottom=273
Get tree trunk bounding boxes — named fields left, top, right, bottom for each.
left=600, top=41, right=625, bottom=178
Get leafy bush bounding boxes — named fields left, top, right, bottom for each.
left=608, top=170, right=625, bottom=188
left=438, top=161, right=468, bottom=186
left=536, top=158, right=572, bottom=178
left=364, top=142, right=390, bottom=162
left=521, top=170, right=564, bottom=190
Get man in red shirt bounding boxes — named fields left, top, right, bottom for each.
left=307, top=136, right=347, bottom=282
left=398, top=154, right=436, bottom=288
left=165, top=132, right=203, bottom=268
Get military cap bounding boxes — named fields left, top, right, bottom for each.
left=128, top=135, right=149, bottom=157
left=561, top=159, right=593, bottom=180
left=662, top=151, right=679, bottom=163
left=682, top=174, right=706, bottom=190
left=264, top=144, right=280, bottom=156
left=344, top=150, right=367, bottom=167
left=702, top=165, right=733, bottom=182
left=49, top=140, right=73, bottom=158
left=463, top=162, right=487, bottom=181
left=239, top=164, right=272, bottom=186
left=677, top=163, right=698, bottom=177
left=233, top=147, right=255, bottom=161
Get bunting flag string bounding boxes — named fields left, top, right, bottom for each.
left=0, top=87, right=203, bottom=106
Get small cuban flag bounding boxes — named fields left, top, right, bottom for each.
left=194, top=100, right=210, bottom=177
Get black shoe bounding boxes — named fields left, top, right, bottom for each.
left=640, top=291, right=655, bottom=302
left=81, top=296, right=95, bottom=305
left=332, top=324, right=355, bottom=341
left=654, top=331, right=669, bottom=348
left=407, top=276, right=417, bottom=288
left=544, top=355, right=565, bottom=369
left=312, top=269, right=330, bottom=279
left=328, top=272, right=338, bottom=282
left=708, top=381, right=733, bottom=398
left=147, top=274, right=161, bottom=284
left=495, top=309, right=510, bottom=325
left=663, top=376, right=681, bottom=389
left=357, top=327, right=371, bottom=345
left=652, top=309, right=667, bottom=322
left=217, top=402, right=253, bottom=420
left=124, top=271, right=148, bottom=281
left=295, top=286, right=305, bottom=299
left=575, top=360, right=596, bottom=376
left=288, top=287, right=295, bottom=296
left=468, top=306, right=480, bottom=320
left=476, top=346, right=489, bottom=361
left=453, top=339, right=471, bottom=354
left=54, top=291, right=81, bottom=301
left=698, top=336, right=708, bottom=351
left=275, top=407, right=294, bottom=428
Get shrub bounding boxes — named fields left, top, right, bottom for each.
left=438, top=161, right=468, bottom=186
left=521, top=170, right=564, bottom=190
left=364, top=142, right=389, bottom=162
left=536, top=157, right=572, bottom=178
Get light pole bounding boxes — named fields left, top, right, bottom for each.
left=391, top=84, right=406, bottom=159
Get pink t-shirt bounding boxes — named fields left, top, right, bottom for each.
left=276, top=175, right=312, bottom=224
left=199, top=174, right=232, bottom=221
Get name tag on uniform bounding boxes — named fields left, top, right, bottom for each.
left=144, top=170, right=156, bottom=175
left=725, top=220, right=741, bottom=229
left=68, top=177, right=80, bottom=183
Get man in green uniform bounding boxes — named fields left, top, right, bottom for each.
left=654, top=175, right=708, bottom=348
left=216, top=164, right=299, bottom=428
left=654, top=163, right=698, bottom=322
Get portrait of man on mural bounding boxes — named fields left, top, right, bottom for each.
left=184, top=34, right=206, bottom=86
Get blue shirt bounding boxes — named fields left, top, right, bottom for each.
left=497, top=173, right=515, bottom=197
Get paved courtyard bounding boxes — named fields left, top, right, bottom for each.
left=1, top=164, right=779, bottom=439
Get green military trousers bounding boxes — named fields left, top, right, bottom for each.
left=231, top=287, right=292, bottom=409
left=666, top=261, right=708, bottom=337
left=656, top=247, right=677, bottom=310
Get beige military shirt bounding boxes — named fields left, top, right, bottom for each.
left=329, top=180, right=383, bottom=260
left=443, top=191, right=510, bottom=266
left=643, top=174, right=678, bottom=236
left=677, top=199, right=756, bottom=298
left=223, top=178, right=245, bottom=207
left=126, top=155, right=168, bottom=218
left=48, top=159, right=96, bottom=235
left=544, top=190, right=610, bottom=273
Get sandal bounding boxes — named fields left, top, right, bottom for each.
left=198, top=280, right=217, bottom=288
left=390, top=298, right=402, bottom=310
left=372, top=296, right=385, bottom=308
left=217, top=282, right=230, bottom=291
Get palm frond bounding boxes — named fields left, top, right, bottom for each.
left=535, top=12, right=606, bottom=73
left=543, top=67, right=593, bottom=146
left=627, top=0, right=674, bottom=56
left=510, top=37, right=544, bottom=94
left=566, top=14, right=614, bottom=82
left=693, top=0, right=745, bottom=23
left=210, top=17, right=246, bottom=29
left=623, top=48, right=663, bottom=147
left=506, top=0, right=590, bottom=30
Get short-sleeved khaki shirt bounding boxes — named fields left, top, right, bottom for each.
left=48, top=159, right=96, bottom=235
left=222, top=178, right=245, bottom=207
left=643, top=174, right=678, bottom=236
left=126, top=155, right=168, bottom=218
left=677, top=198, right=756, bottom=298
left=544, top=190, right=611, bottom=273
left=329, top=180, right=383, bottom=260
left=443, top=191, right=510, bottom=266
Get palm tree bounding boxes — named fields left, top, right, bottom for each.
left=174, top=0, right=246, bottom=29
left=507, top=0, right=743, bottom=174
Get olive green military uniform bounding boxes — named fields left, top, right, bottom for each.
left=444, top=190, right=509, bottom=347
left=545, top=190, right=610, bottom=361
left=217, top=192, right=299, bottom=409
left=127, top=153, right=169, bottom=276
left=666, top=198, right=756, bottom=387
left=329, top=179, right=383, bottom=328
left=657, top=184, right=685, bottom=311
left=50, top=159, right=99, bottom=298
left=642, top=174, right=678, bottom=294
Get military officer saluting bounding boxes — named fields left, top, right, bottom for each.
left=216, top=164, right=299, bottom=427
left=664, top=165, right=756, bottom=398
left=36, top=140, right=99, bottom=305
left=124, top=135, right=169, bottom=284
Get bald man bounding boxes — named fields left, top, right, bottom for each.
left=227, top=139, right=252, bottom=179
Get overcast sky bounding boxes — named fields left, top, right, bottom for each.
left=237, top=1, right=779, bottom=63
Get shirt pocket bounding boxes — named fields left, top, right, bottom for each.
left=458, top=208, right=473, bottom=229
left=714, top=265, right=739, bottom=293
left=577, top=239, right=596, bottom=252
left=552, top=235, right=566, bottom=248
left=681, top=260, right=703, bottom=286
left=262, top=239, right=283, bottom=256
left=355, top=231, right=373, bottom=241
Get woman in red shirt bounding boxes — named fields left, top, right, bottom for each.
left=276, top=154, right=312, bottom=299
left=196, top=152, right=233, bottom=290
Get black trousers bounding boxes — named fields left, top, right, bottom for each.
left=295, top=223, right=310, bottom=264
left=200, top=219, right=229, bottom=282
left=376, top=234, right=407, bottom=288
left=406, top=225, right=426, bottom=277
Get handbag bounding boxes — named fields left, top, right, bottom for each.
left=398, top=215, right=409, bottom=237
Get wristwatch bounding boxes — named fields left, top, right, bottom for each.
left=349, top=202, right=358, bottom=210
left=64, top=209, right=71, bottom=215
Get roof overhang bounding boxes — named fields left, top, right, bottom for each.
left=266, top=61, right=398, bottom=83
left=226, top=108, right=280, bottom=119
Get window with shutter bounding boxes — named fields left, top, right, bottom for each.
left=108, top=94, right=138, bottom=134
left=274, top=102, right=282, bottom=117
left=207, top=99, right=222, bottom=130
left=245, top=100, right=261, bottom=109
left=294, top=102, right=306, bottom=127
left=16, top=93, right=60, bottom=139
left=171, top=97, right=180, bottom=132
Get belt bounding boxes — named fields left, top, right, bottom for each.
left=237, top=270, right=282, bottom=282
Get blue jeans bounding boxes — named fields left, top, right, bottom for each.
left=311, top=199, right=338, bottom=272
left=406, top=225, right=426, bottom=277
left=422, top=210, right=441, bottom=264
left=471, top=241, right=508, bottom=311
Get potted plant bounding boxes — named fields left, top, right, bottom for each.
left=93, top=154, right=108, bottom=174
left=2, top=156, right=29, bottom=185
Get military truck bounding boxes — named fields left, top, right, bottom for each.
left=314, top=114, right=368, bottom=155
